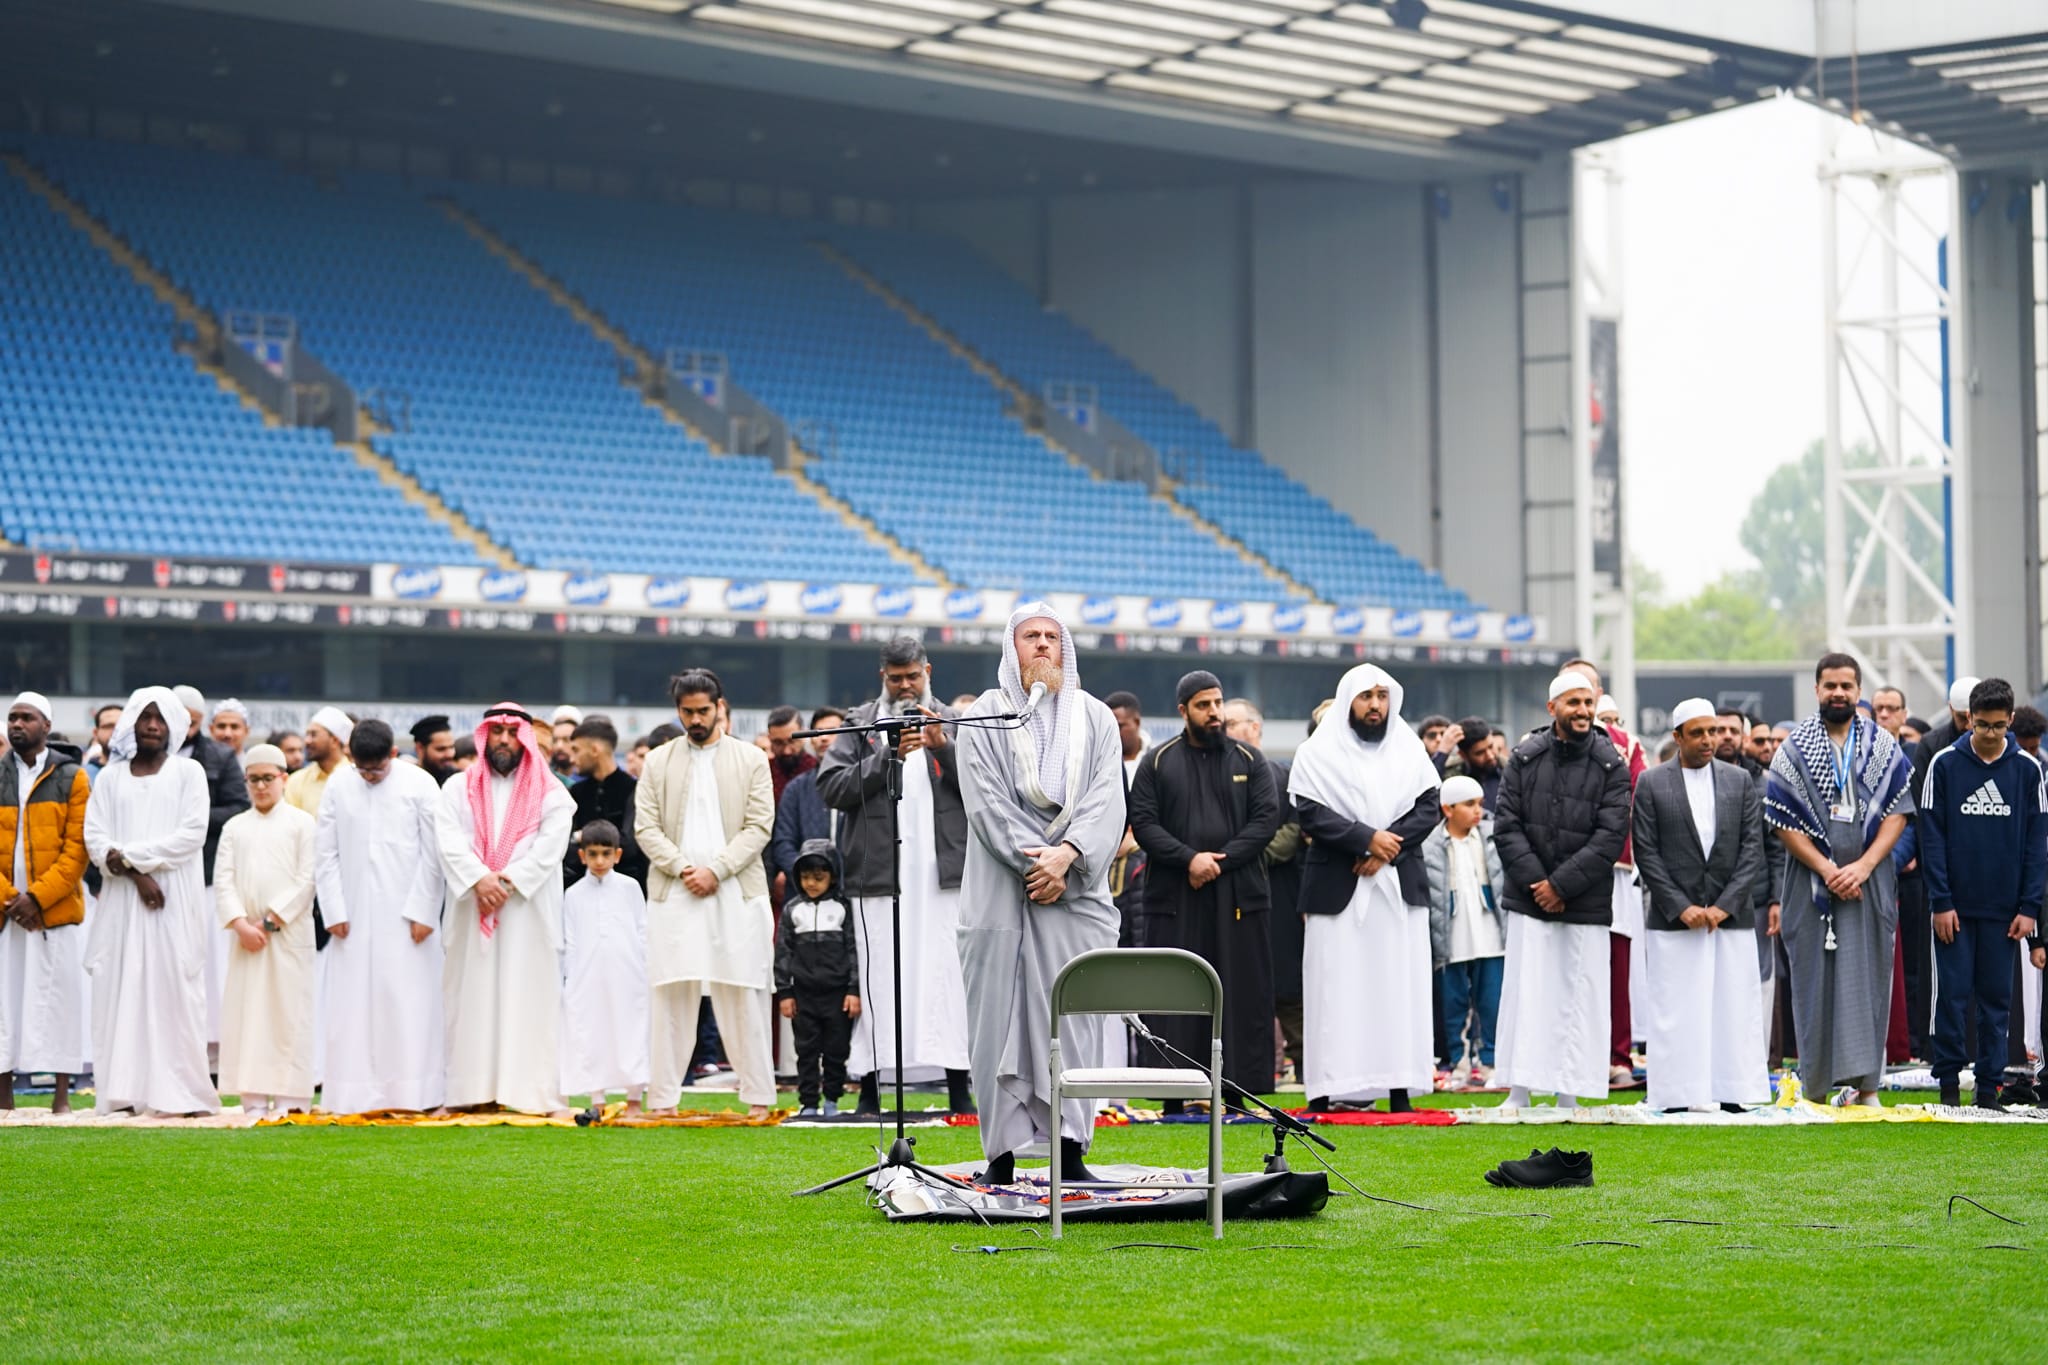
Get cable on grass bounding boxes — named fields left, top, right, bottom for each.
left=1649, top=1219, right=1724, bottom=1227
left=1569, top=1240, right=1641, bottom=1249
left=1108, top=1242, right=1201, bottom=1252
left=951, top=1244, right=1051, bottom=1255
left=1948, top=1195, right=2023, bottom=1226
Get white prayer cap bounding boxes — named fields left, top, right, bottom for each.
left=308, top=705, right=354, bottom=744
left=1547, top=670, right=1596, bottom=703
left=1948, top=676, right=1979, bottom=711
left=212, top=697, right=249, bottom=720
left=9, top=691, right=52, bottom=722
left=1670, top=697, right=1716, bottom=730
left=1595, top=693, right=1619, bottom=718
left=1440, top=775, right=1484, bottom=807
left=550, top=704, right=584, bottom=725
left=172, top=684, right=207, bottom=716
left=241, top=743, right=287, bottom=771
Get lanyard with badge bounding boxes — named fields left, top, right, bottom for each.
left=1829, top=723, right=1857, bottom=824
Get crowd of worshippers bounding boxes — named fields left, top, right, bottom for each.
left=2, top=629, right=2043, bottom=1126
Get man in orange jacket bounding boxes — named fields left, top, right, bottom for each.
left=0, top=692, right=92, bottom=1113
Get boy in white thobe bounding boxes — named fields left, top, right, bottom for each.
left=215, top=745, right=318, bottom=1115
left=560, top=820, right=649, bottom=1110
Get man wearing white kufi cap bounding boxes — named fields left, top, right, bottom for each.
left=957, top=603, right=1125, bottom=1184
left=0, top=691, right=93, bottom=1113
left=83, top=687, right=219, bottom=1115
left=285, top=706, right=354, bottom=818
left=1491, top=671, right=1632, bottom=1111
left=1289, top=664, right=1441, bottom=1112
left=210, top=698, right=251, bottom=754
left=1631, top=699, right=1770, bottom=1111
left=214, top=744, right=318, bottom=1115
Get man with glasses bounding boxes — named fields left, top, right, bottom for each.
left=1917, top=678, right=2048, bottom=1109
left=1871, top=687, right=1908, bottom=737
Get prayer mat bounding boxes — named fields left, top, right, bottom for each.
left=869, top=1160, right=1329, bottom=1224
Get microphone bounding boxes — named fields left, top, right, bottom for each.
left=1022, top=681, right=1048, bottom=717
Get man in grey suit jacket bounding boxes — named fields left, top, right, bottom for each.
left=1631, top=699, right=1770, bottom=1112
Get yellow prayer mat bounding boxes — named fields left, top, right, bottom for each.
left=585, top=1102, right=788, bottom=1128
left=257, top=1109, right=580, bottom=1128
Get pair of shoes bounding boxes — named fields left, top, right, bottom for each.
left=796, top=1105, right=820, bottom=1117
left=2001, top=1076, right=2038, bottom=1106
left=821, top=1100, right=839, bottom=1117
left=1485, top=1147, right=1594, bottom=1188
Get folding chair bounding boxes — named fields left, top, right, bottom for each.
left=1048, top=947, right=1224, bottom=1239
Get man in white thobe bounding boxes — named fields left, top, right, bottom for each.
left=316, top=719, right=446, bottom=1114
left=957, top=604, right=1124, bottom=1184
left=1289, top=665, right=1443, bottom=1112
left=437, top=704, right=574, bottom=1115
left=1492, top=672, right=1633, bottom=1112
left=82, top=686, right=219, bottom=1116
left=0, top=691, right=92, bottom=1114
left=1633, top=699, right=1769, bottom=1112
left=215, top=744, right=318, bottom=1116
left=818, top=637, right=974, bottom=1115
left=635, top=669, right=777, bottom=1118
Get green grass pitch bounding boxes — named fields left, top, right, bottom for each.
left=1, top=1092, right=2041, bottom=1362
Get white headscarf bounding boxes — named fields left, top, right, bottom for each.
left=998, top=601, right=1082, bottom=808
left=107, top=685, right=191, bottom=765
left=1288, top=664, right=1440, bottom=829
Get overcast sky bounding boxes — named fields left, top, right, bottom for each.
left=1606, top=93, right=1947, bottom=599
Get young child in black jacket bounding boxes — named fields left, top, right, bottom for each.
left=774, top=839, right=861, bottom=1116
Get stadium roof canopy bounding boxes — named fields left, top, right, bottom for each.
left=49, top=1, right=2048, bottom=178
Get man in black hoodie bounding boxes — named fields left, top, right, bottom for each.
left=1492, top=671, right=1631, bottom=1111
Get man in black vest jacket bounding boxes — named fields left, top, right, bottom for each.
left=1130, top=670, right=1281, bottom=1099
left=1492, top=671, right=1631, bottom=1110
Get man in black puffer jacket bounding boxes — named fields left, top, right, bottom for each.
left=1492, top=671, right=1631, bottom=1112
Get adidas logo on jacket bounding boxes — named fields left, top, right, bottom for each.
left=1919, top=733, right=2048, bottom=922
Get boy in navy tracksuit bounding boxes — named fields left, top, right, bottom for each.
left=1918, top=678, right=2048, bottom=1109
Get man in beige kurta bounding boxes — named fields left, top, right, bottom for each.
left=215, top=745, right=318, bottom=1115
left=634, top=670, right=776, bottom=1116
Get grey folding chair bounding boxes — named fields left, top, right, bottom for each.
left=1048, top=947, right=1224, bottom=1239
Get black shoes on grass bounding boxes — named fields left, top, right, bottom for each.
left=1486, top=1147, right=1594, bottom=1189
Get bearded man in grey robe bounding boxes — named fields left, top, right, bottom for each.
left=958, top=603, right=1125, bottom=1185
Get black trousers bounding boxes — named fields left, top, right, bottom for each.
left=791, top=990, right=854, bottom=1108
left=1146, top=889, right=1275, bottom=1097
left=1898, top=873, right=1931, bottom=1057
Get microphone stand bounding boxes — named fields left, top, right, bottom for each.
left=1122, top=1013, right=1336, bottom=1175
left=793, top=700, right=1035, bottom=1196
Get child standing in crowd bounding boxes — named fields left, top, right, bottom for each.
left=1422, top=775, right=1507, bottom=1087
left=558, top=820, right=650, bottom=1112
left=1918, top=678, right=2048, bottom=1110
left=774, top=839, right=860, bottom=1117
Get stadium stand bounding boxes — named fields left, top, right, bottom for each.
left=451, top=184, right=1289, bottom=602
left=7, top=135, right=1476, bottom=609
left=0, top=156, right=479, bottom=565
left=832, top=230, right=1476, bottom=610
left=21, top=137, right=910, bottom=584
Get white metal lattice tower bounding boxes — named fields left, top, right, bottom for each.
left=1819, top=126, right=1968, bottom=702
